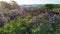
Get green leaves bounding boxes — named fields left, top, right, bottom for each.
left=0, top=13, right=60, bottom=34
left=0, top=3, right=60, bottom=34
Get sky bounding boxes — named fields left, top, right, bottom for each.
left=0, top=0, right=60, bottom=5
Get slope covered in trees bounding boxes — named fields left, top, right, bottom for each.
left=0, top=1, right=60, bottom=34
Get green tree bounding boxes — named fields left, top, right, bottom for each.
left=45, top=4, right=55, bottom=10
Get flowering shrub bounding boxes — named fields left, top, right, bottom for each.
left=0, top=13, right=60, bottom=34
left=0, top=1, right=60, bottom=34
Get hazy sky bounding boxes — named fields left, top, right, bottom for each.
left=0, top=0, right=60, bottom=5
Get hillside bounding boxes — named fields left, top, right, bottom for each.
left=0, top=1, right=60, bottom=34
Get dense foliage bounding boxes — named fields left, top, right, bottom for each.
left=0, top=1, right=60, bottom=34
left=0, top=14, right=60, bottom=34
